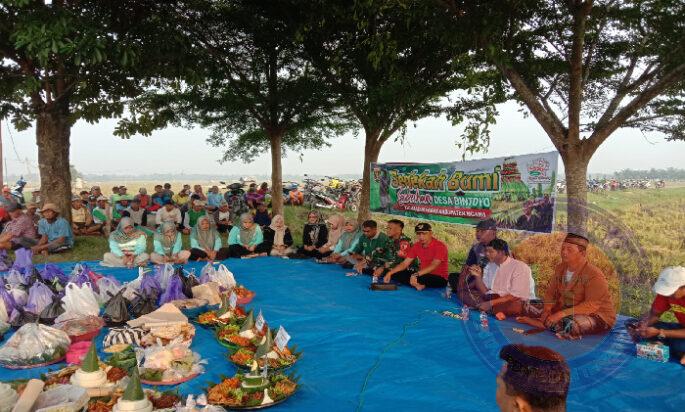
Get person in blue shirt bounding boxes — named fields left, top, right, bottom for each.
left=189, top=216, right=230, bottom=261
left=102, top=217, right=149, bottom=268
left=206, top=185, right=223, bottom=212
left=151, top=221, right=190, bottom=264
left=29, top=203, right=74, bottom=255
left=227, top=213, right=267, bottom=258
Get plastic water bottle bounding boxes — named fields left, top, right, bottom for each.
left=461, top=305, right=470, bottom=321
left=372, top=276, right=378, bottom=284
left=444, top=283, right=452, bottom=299
left=480, top=311, right=489, bottom=328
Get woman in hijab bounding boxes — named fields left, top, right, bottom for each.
left=189, top=215, right=230, bottom=261
left=151, top=221, right=191, bottom=264
left=227, top=213, right=265, bottom=258
left=317, top=213, right=344, bottom=257
left=262, top=214, right=294, bottom=257
left=102, top=217, right=149, bottom=268
left=320, top=218, right=361, bottom=265
left=296, top=210, right=329, bottom=258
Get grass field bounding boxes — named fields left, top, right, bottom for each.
left=29, top=185, right=685, bottom=317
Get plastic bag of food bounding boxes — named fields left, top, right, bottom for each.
left=26, top=281, right=54, bottom=315
left=158, top=274, right=187, bottom=306
left=33, top=382, right=89, bottom=412
left=211, top=264, right=236, bottom=290
left=0, top=323, right=70, bottom=367
left=180, top=269, right=200, bottom=299
left=40, top=264, right=68, bottom=285
left=0, top=249, right=12, bottom=272
left=191, top=282, right=221, bottom=306
left=96, top=276, right=122, bottom=305
left=68, top=264, right=91, bottom=287
left=153, top=263, right=175, bottom=289
left=10, top=248, right=33, bottom=274
left=7, top=284, right=28, bottom=308
left=9, top=307, right=39, bottom=329
left=39, top=295, right=65, bottom=325
left=0, top=283, right=17, bottom=320
left=199, top=263, right=215, bottom=284
left=54, top=282, right=99, bottom=323
left=130, top=291, right=157, bottom=318
left=5, top=269, right=26, bottom=287
left=0, top=299, right=7, bottom=324
left=140, top=272, right=161, bottom=297
left=103, top=290, right=130, bottom=326
left=122, top=267, right=146, bottom=301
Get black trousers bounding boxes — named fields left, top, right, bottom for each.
left=392, top=270, right=447, bottom=288
left=227, top=243, right=269, bottom=258
left=296, top=247, right=332, bottom=259
left=189, top=247, right=231, bottom=261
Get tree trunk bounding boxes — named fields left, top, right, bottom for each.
left=357, top=130, right=382, bottom=223
left=268, top=131, right=284, bottom=217
left=36, top=105, right=72, bottom=222
left=561, top=149, right=590, bottom=237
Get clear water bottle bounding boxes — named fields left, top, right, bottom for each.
left=480, top=311, right=489, bottom=328
left=372, top=276, right=378, bottom=284
left=461, top=305, right=470, bottom=321
left=444, top=283, right=452, bottom=299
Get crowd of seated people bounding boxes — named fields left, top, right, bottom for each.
left=10, top=182, right=683, bottom=365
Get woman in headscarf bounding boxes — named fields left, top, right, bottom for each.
left=262, top=214, right=294, bottom=257
left=320, top=218, right=361, bottom=265
left=102, top=217, right=149, bottom=268
left=296, top=210, right=329, bottom=258
left=151, top=221, right=191, bottom=264
left=317, top=213, right=344, bottom=257
left=227, top=213, right=265, bottom=258
left=189, top=215, right=230, bottom=261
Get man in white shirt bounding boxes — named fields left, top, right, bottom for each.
left=468, top=238, right=535, bottom=317
left=155, top=201, right=182, bottom=229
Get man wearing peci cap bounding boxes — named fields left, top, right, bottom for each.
left=383, top=223, right=449, bottom=290
left=517, top=233, right=616, bottom=339
left=450, top=218, right=502, bottom=306
left=496, top=344, right=570, bottom=412
left=0, top=203, right=37, bottom=251
left=24, top=203, right=74, bottom=255
left=630, top=266, right=685, bottom=365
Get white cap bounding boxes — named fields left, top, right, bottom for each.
left=653, top=266, right=685, bottom=296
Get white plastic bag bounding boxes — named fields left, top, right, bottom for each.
left=155, top=263, right=175, bottom=289
left=5, top=269, right=25, bottom=287
left=0, top=300, right=7, bottom=323
left=8, top=286, right=27, bottom=309
left=54, top=282, right=99, bottom=323
left=123, top=267, right=146, bottom=301
left=96, top=277, right=122, bottom=305
left=211, top=264, right=236, bottom=290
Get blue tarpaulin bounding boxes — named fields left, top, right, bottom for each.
left=2, top=258, right=683, bottom=411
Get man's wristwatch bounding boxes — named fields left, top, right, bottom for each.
left=658, top=329, right=666, bottom=339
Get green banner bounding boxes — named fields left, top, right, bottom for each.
left=370, top=151, right=559, bottom=233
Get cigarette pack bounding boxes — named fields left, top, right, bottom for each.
left=636, top=342, right=670, bottom=363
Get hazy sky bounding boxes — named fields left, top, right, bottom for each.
left=2, top=101, right=683, bottom=178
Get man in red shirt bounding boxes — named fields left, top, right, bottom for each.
left=383, top=223, right=448, bottom=290
left=630, top=266, right=685, bottom=365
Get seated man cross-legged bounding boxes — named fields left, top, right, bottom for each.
left=350, top=219, right=390, bottom=274
left=467, top=239, right=535, bottom=318
left=628, top=266, right=685, bottom=365
left=29, top=203, right=74, bottom=255
left=517, top=233, right=616, bottom=339
left=383, top=223, right=449, bottom=291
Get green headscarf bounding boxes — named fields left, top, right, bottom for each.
left=192, top=215, right=219, bottom=250
left=155, top=221, right=178, bottom=256
left=110, top=217, right=144, bottom=244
